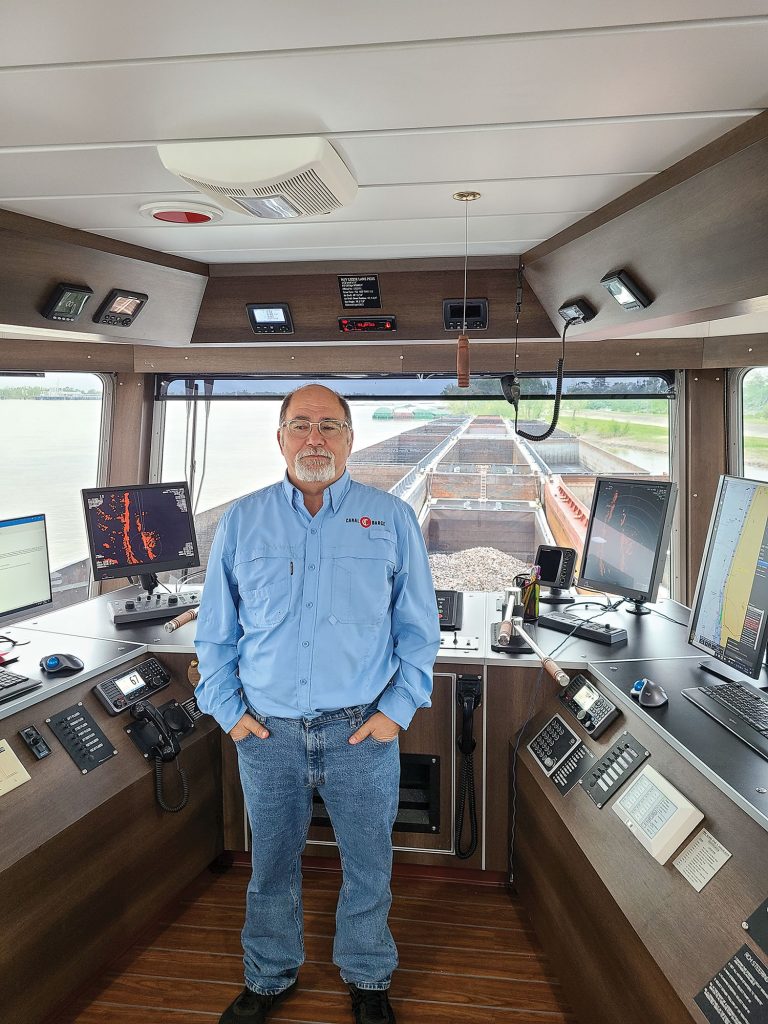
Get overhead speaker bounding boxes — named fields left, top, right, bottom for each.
left=156, top=137, right=358, bottom=219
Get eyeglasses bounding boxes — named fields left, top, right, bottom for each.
left=281, top=418, right=350, bottom=438
left=0, top=635, right=30, bottom=649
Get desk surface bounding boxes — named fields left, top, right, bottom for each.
left=5, top=586, right=767, bottom=833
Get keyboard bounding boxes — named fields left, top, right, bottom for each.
left=681, top=682, right=768, bottom=761
left=0, top=668, right=43, bottom=704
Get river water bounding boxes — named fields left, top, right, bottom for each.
left=2, top=397, right=673, bottom=570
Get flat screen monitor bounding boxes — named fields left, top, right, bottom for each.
left=81, top=482, right=199, bottom=589
left=688, top=475, right=768, bottom=679
left=0, top=514, right=53, bottom=619
left=578, top=477, right=678, bottom=613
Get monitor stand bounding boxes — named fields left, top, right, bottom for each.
left=625, top=599, right=651, bottom=616
left=539, top=587, right=574, bottom=605
left=138, top=573, right=159, bottom=597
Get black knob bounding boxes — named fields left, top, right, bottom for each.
left=125, top=600, right=135, bottom=610
left=168, top=596, right=178, bottom=605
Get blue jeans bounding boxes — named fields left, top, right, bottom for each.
left=234, top=703, right=400, bottom=995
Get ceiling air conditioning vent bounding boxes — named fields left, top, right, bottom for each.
left=157, top=138, right=357, bottom=219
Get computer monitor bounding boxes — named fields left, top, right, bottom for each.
left=81, top=482, right=199, bottom=595
left=578, top=477, right=678, bottom=614
left=688, top=475, right=768, bottom=680
left=0, top=514, right=53, bottom=619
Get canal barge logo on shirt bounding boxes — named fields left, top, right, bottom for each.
left=346, top=516, right=386, bottom=528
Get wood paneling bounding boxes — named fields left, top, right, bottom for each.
left=0, top=659, right=223, bottom=1024
left=485, top=665, right=556, bottom=873
left=192, top=267, right=555, bottom=344
left=0, top=337, right=134, bottom=371
left=684, top=368, right=727, bottom=601
left=523, top=112, right=768, bottom=340
left=51, top=865, right=576, bottom=1024
left=0, top=213, right=207, bottom=346
left=107, top=371, right=155, bottom=485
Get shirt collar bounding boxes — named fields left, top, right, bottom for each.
left=281, top=469, right=351, bottom=514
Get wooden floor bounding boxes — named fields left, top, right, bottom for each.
left=52, top=864, right=576, bottom=1023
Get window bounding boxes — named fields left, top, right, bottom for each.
left=0, top=372, right=110, bottom=624
left=154, top=373, right=675, bottom=596
left=739, top=367, right=768, bottom=481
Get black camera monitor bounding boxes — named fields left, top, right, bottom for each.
left=688, top=475, right=768, bottom=680
left=0, top=514, right=53, bottom=620
left=578, top=477, right=678, bottom=615
left=535, top=544, right=577, bottom=605
left=81, top=482, right=199, bottom=595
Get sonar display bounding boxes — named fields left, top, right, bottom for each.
left=84, top=485, right=196, bottom=573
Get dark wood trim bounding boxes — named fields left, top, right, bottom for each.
left=0, top=337, right=134, bottom=371
left=684, top=368, right=727, bottom=601
left=0, top=208, right=209, bottom=276
left=107, top=371, right=155, bottom=486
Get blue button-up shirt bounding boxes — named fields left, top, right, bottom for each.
left=194, top=470, right=440, bottom=734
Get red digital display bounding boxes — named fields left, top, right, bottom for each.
left=338, top=316, right=397, bottom=333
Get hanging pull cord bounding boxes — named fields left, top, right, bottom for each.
left=504, top=319, right=572, bottom=442
left=456, top=199, right=471, bottom=387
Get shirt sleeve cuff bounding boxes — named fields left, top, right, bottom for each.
left=378, top=688, right=418, bottom=730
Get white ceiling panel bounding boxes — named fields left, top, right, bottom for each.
left=0, top=175, right=647, bottom=227
left=336, top=115, right=752, bottom=186
left=0, top=5, right=765, bottom=337
left=95, top=212, right=564, bottom=252
left=4, top=3, right=768, bottom=67
left=1, top=26, right=766, bottom=148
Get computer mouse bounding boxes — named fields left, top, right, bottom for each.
left=39, top=653, right=84, bottom=674
left=638, top=677, right=668, bottom=707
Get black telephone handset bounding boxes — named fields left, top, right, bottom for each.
left=455, top=675, right=482, bottom=860
left=131, top=700, right=181, bottom=761
left=128, top=700, right=191, bottom=812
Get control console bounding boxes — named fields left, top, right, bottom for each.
left=558, top=673, right=620, bottom=738
left=93, top=657, right=171, bottom=715
left=537, top=611, right=627, bottom=646
left=108, top=590, right=200, bottom=626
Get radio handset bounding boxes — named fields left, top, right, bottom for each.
left=131, top=700, right=180, bottom=761
left=130, top=701, right=190, bottom=812
left=455, top=675, right=482, bottom=860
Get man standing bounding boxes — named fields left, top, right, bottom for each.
left=195, top=384, right=440, bottom=1024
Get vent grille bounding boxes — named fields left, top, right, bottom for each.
left=251, top=169, right=339, bottom=216
left=179, top=174, right=247, bottom=197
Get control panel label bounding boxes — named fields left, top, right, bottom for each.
left=695, top=946, right=768, bottom=1024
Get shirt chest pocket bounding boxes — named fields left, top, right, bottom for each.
left=237, top=555, right=293, bottom=628
left=330, top=528, right=396, bottom=626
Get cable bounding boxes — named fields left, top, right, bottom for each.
left=154, top=755, right=189, bottom=812
left=454, top=753, right=478, bottom=859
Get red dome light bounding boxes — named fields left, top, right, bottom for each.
left=151, top=210, right=212, bottom=223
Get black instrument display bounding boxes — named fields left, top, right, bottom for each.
left=93, top=657, right=171, bottom=715
left=559, top=674, right=620, bottom=738
left=93, top=289, right=148, bottom=327
left=435, top=590, right=463, bottom=631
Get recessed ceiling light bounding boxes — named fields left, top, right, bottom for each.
left=138, top=201, right=223, bottom=224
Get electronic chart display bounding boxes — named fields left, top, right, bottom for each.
left=689, top=476, right=768, bottom=678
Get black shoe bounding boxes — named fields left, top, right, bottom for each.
left=219, top=981, right=296, bottom=1023
left=348, top=984, right=396, bottom=1024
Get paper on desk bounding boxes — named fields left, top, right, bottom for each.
left=0, top=739, right=31, bottom=797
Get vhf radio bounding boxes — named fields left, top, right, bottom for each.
left=559, top=673, right=620, bottom=738
left=93, top=657, right=171, bottom=715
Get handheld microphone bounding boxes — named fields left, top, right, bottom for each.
left=512, top=616, right=570, bottom=687
left=163, top=607, right=199, bottom=633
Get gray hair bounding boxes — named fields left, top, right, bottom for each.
left=278, top=384, right=352, bottom=429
